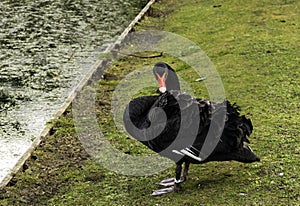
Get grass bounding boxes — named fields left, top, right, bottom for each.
left=0, top=0, right=299, bottom=205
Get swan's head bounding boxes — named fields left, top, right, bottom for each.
left=153, top=62, right=180, bottom=93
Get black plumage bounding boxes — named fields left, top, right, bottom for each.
left=123, top=62, right=260, bottom=195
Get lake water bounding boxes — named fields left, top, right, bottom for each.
left=0, top=0, right=148, bottom=183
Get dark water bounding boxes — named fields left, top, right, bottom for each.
left=0, top=0, right=148, bottom=181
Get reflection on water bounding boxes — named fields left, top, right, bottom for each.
left=0, top=0, right=148, bottom=183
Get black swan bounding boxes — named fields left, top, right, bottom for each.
left=123, top=62, right=260, bottom=195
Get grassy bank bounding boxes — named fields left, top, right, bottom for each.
left=1, top=0, right=299, bottom=205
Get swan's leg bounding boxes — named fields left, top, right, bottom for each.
left=182, top=162, right=190, bottom=182
left=156, top=161, right=189, bottom=187
left=174, top=163, right=182, bottom=191
left=157, top=162, right=190, bottom=187
left=152, top=163, right=184, bottom=196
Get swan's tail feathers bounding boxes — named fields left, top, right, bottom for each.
left=235, top=143, right=260, bottom=163
left=242, top=116, right=253, bottom=137
left=225, top=101, right=254, bottom=146
left=219, top=101, right=260, bottom=163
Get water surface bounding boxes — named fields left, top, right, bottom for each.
left=0, top=0, right=148, bottom=183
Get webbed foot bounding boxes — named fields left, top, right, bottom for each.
left=152, top=186, right=175, bottom=196
left=156, top=177, right=175, bottom=187
left=152, top=179, right=182, bottom=196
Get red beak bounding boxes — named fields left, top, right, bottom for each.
left=156, top=72, right=167, bottom=93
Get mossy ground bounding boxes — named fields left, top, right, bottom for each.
left=0, top=0, right=299, bottom=205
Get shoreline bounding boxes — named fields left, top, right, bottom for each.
left=0, top=0, right=155, bottom=189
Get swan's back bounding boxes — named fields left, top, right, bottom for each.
left=123, top=91, right=259, bottom=163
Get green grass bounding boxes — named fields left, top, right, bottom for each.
left=0, top=0, right=299, bottom=205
